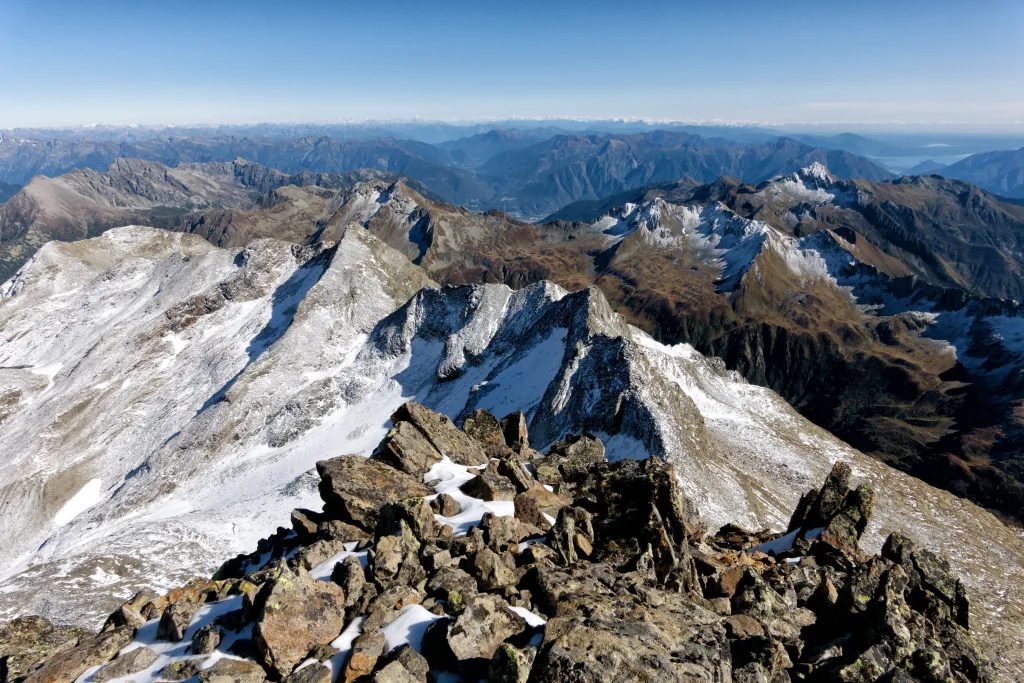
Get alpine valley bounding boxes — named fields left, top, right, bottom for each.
left=1, top=128, right=1024, bottom=683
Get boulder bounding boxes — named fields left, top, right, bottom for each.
left=371, top=422, right=443, bottom=477
left=341, top=632, right=385, bottom=683
left=290, top=509, right=323, bottom=543
left=513, top=486, right=570, bottom=531
left=547, top=435, right=605, bottom=482
left=21, top=626, right=135, bottom=683
left=467, top=548, right=519, bottom=592
left=157, top=599, right=202, bottom=642
left=496, top=455, right=533, bottom=494
left=461, top=409, right=505, bottom=449
left=252, top=566, right=348, bottom=678
left=101, top=590, right=156, bottom=632
left=316, top=455, right=432, bottom=530
left=430, top=493, right=461, bottom=517
left=486, top=643, right=535, bottom=683
left=319, top=519, right=371, bottom=543
left=370, top=661, right=421, bottom=683
left=459, top=463, right=517, bottom=502
left=283, top=663, right=332, bottom=683
left=190, top=624, right=222, bottom=655
left=160, top=658, right=205, bottom=681
left=390, top=402, right=487, bottom=466
left=197, top=658, right=267, bottom=683
left=379, top=644, right=429, bottom=679
left=426, top=567, right=478, bottom=616
left=0, top=616, right=92, bottom=683
left=446, top=595, right=526, bottom=679
left=375, top=499, right=437, bottom=544
left=92, top=646, right=159, bottom=682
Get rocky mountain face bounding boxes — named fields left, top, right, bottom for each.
left=935, top=147, right=1024, bottom=199
left=0, top=403, right=1000, bottom=683
left=533, top=166, right=1024, bottom=524
left=0, top=159, right=437, bottom=282
left=0, top=226, right=1022, bottom=679
left=5, top=161, right=1024, bottom=525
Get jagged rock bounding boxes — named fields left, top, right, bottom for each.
left=459, top=463, right=517, bottom=502
left=331, top=555, right=368, bottom=616
left=316, top=455, right=432, bottom=530
left=587, top=457, right=701, bottom=583
left=496, top=455, right=534, bottom=493
left=157, top=599, right=202, bottom=642
left=0, top=616, right=93, bottom=683
left=21, top=627, right=135, bottom=683
left=446, top=594, right=526, bottom=678
left=882, top=531, right=970, bottom=628
left=291, top=509, right=323, bottom=543
left=499, top=412, right=529, bottom=452
left=723, top=615, right=764, bottom=639
left=479, top=513, right=526, bottom=553
left=283, top=662, right=331, bottom=683
left=342, top=632, right=385, bottom=683
left=101, top=590, right=156, bottom=632
left=161, top=658, right=205, bottom=681
left=190, top=624, right=222, bottom=655
left=467, top=548, right=519, bottom=592
left=387, top=646, right=429, bottom=681
left=419, top=545, right=452, bottom=573
left=294, top=538, right=350, bottom=571
left=319, top=519, right=371, bottom=543
left=371, top=523, right=425, bottom=589
left=820, top=484, right=875, bottom=555
left=198, top=658, right=267, bottom=683
left=513, top=485, right=570, bottom=531
left=363, top=587, right=421, bottom=633
left=390, top=402, right=487, bottom=466
left=375, top=499, right=437, bottom=544
left=788, top=462, right=876, bottom=556
left=486, top=643, right=535, bottom=683
left=430, top=493, right=461, bottom=517
left=252, top=566, right=348, bottom=678
left=426, top=567, right=478, bottom=616
left=731, top=637, right=792, bottom=683
left=370, top=660, right=421, bottom=683
left=547, top=434, right=605, bottom=482
left=371, top=422, right=443, bottom=476
left=91, top=646, right=159, bottom=682
left=461, top=409, right=505, bottom=449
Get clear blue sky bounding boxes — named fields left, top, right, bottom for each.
left=1, top=0, right=1022, bottom=129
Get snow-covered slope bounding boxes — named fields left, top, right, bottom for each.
left=0, top=226, right=1021, bottom=667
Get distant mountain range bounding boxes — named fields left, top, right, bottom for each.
left=933, top=147, right=1024, bottom=198
left=0, top=130, right=893, bottom=219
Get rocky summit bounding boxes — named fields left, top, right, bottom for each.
left=0, top=403, right=993, bottom=683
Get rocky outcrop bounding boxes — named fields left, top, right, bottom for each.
left=0, top=403, right=993, bottom=683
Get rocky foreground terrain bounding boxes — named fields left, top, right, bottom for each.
left=0, top=403, right=993, bottom=683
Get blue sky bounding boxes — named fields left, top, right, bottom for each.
left=1, top=0, right=1022, bottom=129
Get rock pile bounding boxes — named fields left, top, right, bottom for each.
left=0, top=403, right=992, bottom=683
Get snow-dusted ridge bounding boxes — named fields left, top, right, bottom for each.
left=0, top=226, right=1021, bottom=666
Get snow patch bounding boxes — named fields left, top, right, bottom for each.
left=53, top=479, right=104, bottom=527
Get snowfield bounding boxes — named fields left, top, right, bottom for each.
left=0, top=225, right=1021, bottom=669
